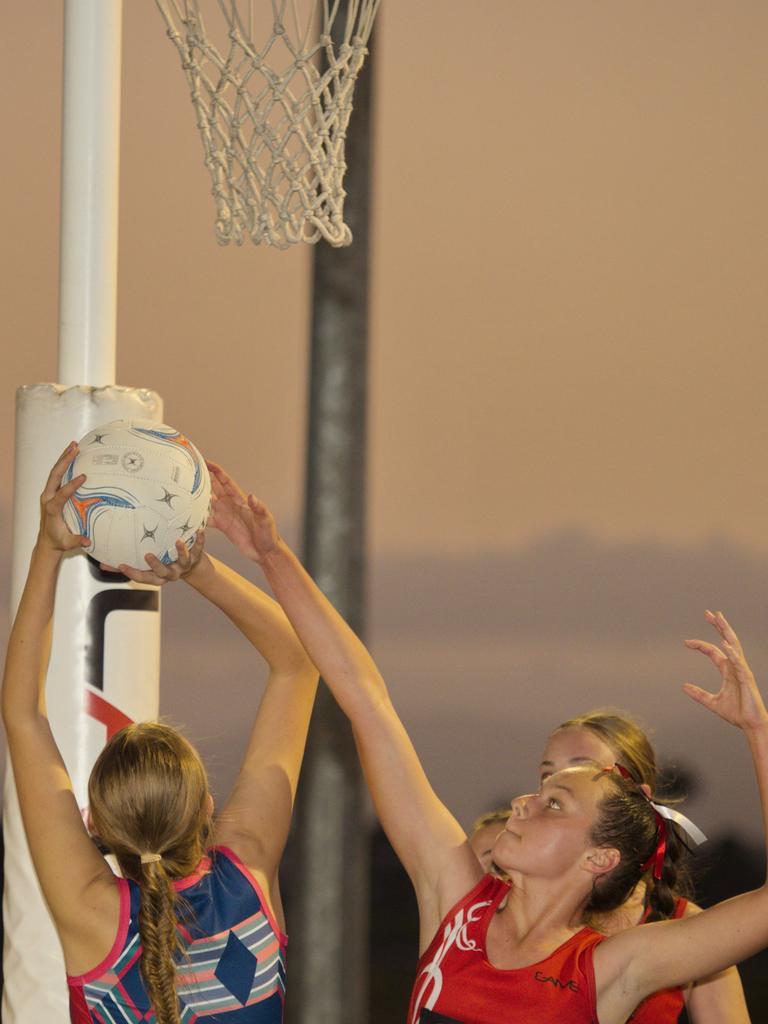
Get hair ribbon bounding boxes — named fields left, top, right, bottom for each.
left=609, top=763, right=707, bottom=880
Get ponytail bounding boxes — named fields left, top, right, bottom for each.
left=643, top=816, right=692, bottom=922
left=87, top=723, right=212, bottom=1023
left=137, top=860, right=182, bottom=1024
left=585, top=769, right=693, bottom=920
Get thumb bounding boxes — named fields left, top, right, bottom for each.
left=682, top=683, right=717, bottom=711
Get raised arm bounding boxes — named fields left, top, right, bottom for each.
left=1, top=444, right=118, bottom=949
left=185, top=555, right=318, bottom=876
left=682, top=913, right=750, bottom=1024
left=115, top=486, right=319, bottom=921
left=595, top=612, right=767, bottom=1023
left=206, top=465, right=478, bottom=938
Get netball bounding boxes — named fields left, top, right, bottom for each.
left=62, top=419, right=211, bottom=569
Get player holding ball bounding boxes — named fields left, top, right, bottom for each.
left=2, top=443, right=318, bottom=1024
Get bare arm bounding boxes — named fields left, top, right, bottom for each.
left=206, top=465, right=477, bottom=937
left=1, top=445, right=117, bottom=942
left=182, top=554, right=318, bottom=879
left=687, top=969, right=750, bottom=1024
left=117, top=508, right=318, bottom=927
left=595, top=613, right=767, bottom=1023
left=682, top=905, right=750, bottom=1024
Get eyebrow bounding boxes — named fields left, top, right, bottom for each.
left=539, top=757, right=602, bottom=768
left=546, top=784, right=574, bottom=797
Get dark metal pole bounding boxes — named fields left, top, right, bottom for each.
left=285, top=18, right=376, bottom=1024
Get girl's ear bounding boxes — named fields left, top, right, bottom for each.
left=639, top=783, right=652, bottom=800
left=205, top=792, right=215, bottom=819
left=584, top=846, right=620, bottom=878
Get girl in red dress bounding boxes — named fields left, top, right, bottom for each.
left=538, top=711, right=749, bottom=1022
left=215, top=466, right=768, bottom=1024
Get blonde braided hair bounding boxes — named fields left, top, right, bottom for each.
left=88, top=723, right=211, bottom=1024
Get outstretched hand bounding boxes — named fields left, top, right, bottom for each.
left=206, top=461, right=280, bottom=563
left=684, top=611, right=768, bottom=732
left=38, top=442, right=91, bottom=554
left=101, top=531, right=206, bottom=586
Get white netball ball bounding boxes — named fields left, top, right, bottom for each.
left=62, top=419, right=211, bottom=569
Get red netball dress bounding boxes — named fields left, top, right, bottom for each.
left=407, top=874, right=605, bottom=1024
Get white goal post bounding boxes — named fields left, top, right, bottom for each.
left=2, top=5, right=163, bottom=1020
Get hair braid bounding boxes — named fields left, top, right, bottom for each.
left=137, top=860, right=182, bottom=1024
left=88, top=723, right=212, bottom=1022
left=644, top=820, right=691, bottom=922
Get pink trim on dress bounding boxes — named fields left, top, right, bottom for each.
left=212, top=845, right=289, bottom=946
left=173, top=854, right=212, bottom=891
left=67, top=877, right=130, bottom=984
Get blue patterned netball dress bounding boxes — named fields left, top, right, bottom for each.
left=68, top=847, right=287, bottom=1023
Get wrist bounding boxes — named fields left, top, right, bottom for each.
left=254, top=537, right=287, bottom=570
left=745, top=719, right=768, bottom=741
left=32, top=536, right=65, bottom=565
left=183, top=552, right=214, bottom=587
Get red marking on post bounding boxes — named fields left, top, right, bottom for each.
left=85, top=690, right=133, bottom=740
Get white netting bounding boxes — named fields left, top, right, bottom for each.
left=155, top=1, right=380, bottom=248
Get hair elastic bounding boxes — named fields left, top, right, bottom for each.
left=140, top=852, right=162, bottom=864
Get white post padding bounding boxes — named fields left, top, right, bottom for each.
left=3, top=384, right=163, bottom=1022
left=58, top=0, right=123, bottom=387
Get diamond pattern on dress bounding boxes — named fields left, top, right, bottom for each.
left=214, top=930, right=258, bottom=1005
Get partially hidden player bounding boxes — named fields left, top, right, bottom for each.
left=1, top=443, right=318, bottom=1024
left=224, top=472, right=768, bottom=1024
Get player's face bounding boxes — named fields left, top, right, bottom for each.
left=470, top=822, right=508, bottom=873
left=539, top=727, right=616, bottom=786
left=492, top=766, right=608, bottom=880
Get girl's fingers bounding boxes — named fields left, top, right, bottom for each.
left=684, top=638, right=729, bottom=675
left=174, top=540, right=190, bottom=572
left=143, top=554, right=172, bottom=581
left=715, top=611, right=743, bottom=654
left=247, top=494, right=266, bottom=516
left=207, top=461, right=235, bottom=490
left=42, top=448, right=79, bottom=501
left=47, top=474, right=86, bottom=511
left=116, top=564, right=150, bottom=583
left=55, top=530, right=89, bottom=551
left=706, top=609, right=743, bottom=653
left=682, top=682, right=717, bottom=710
left=684, top=637, right=725, bottom=658
left=56, top=440, right=77, bottom=463
left=189, top=530, right=205, bottom=558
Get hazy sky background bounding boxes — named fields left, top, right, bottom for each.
left=2, top=2, right=768, bottom=851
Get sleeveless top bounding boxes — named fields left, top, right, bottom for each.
left=627, top=897, right=688, bottom=1023
left=407, top=874, right=605, bottom=1024
left=67, top=846, right=287, bottom=1023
